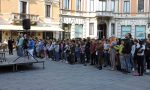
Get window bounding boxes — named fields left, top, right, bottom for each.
left=20, top=1, right=27, bottom=13
left=45, top=4, right=51, bottom=17
left=135, top=25, right=145, bottom=39
left=89, top=23, right=94, bottom=35
left=76, top=0, right=81, bottom=11
left=111, top=0, right=115, bottom=11
left=90, top=0, right=94, bottom=12
left=64, top=0, right=70, bottom=9
left=75, top=24, right=83, bottom=38
left=138, top=0, right=144, bottom=13
left=124, top=1, right=130, bottom=13
left=99, top=0, right=106, bottom=11
left=111, top=23, right=115, bottom=35
left=121, top=25, right=131, bottom=38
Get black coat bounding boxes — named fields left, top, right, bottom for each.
left=8, top=39, right=14, bottom=49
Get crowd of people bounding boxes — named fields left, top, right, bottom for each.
left=8, top=33, right=150, bottom=76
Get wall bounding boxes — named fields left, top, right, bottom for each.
left=29, top=0, right=45, bottom=19
left=1, top=0, right=18, bottom=14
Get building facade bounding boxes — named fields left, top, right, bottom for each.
left=0, top=0, right=61, bottom=42
left=60, top=0, right=150, bottom=39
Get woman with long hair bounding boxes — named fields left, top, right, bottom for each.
left=109, top=36, right=117, bottom=70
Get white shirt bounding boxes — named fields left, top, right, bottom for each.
left=131, top=43, right=140, bottom=56
left=137, top=45, right=145, bottom=56
left=104, top=43, right=110, bottom=50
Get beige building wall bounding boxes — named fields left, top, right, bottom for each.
left=29, top=0, right=45, bottom=18
left=0, top=0, right=60, bottom=41
left=1, top=0, right=18, bottom=13
left=51, top=3, right=60, bottom=23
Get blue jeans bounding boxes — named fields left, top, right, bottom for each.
left=124, top=54, right=132, bottom=72
left=119, top=55, right=126, bottom=70
left=55, top=52, right=60, bottom=61
left=17, top=46, right=23, bottom=57
left=104, top=52, right=110, bottom=66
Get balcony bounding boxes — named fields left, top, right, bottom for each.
left=96, top=11, right=114, bottom=17
left=11, top=13, right=39, bottom=25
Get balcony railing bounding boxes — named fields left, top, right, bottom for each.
left=60, top=9, right=87, bottom=17
left=114, top=12, right=149, bottom=19
left=11, top=13, right=39, bottom=25
left=96, top=11, right=113, bottom=17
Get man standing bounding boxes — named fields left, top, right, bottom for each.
left=17, top=33, right=24, bottom=57
left=122, top=33, right=133, bottom=73
left=28, top=37, right=35, bottom=59
left=8, top=37, right=14, bottom=55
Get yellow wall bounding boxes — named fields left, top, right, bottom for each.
left=0, top=0, right=59, bottom=23
left=71, top=0, right=75, bottom=14
left=1, top=0, right=18, bottom=14
left=29, top=0, right=45, bottom=18
left=131, top=0, right=137, bottom=16
left=51, top=3, right=60, bottom=22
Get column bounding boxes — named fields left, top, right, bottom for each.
left=115, top=20, right=118, bottom=37
left=85, top=18, right=90, bottom=38
left=94, top=18, right=98, bottom=39
left=107, top=20, right=111, bottom=38
left=71, top=23, right=75, bottom=39
left=83, top=19, right=87, bottom=38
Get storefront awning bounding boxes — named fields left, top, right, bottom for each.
left=0, top=25, right=63, bottom=31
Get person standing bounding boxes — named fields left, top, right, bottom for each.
left=28, top=37, right=35, bottom=59
left=80, top=41, right=85, bottom=64
left=90, top=40, right=96, bottom=65
left=85, top=39, right=91, bottom=64
left=136, top=40, right=145, bottom=76
left=54, top=41, right=60, bottom=61
left=145, top=39, right=150, bottom=73
left=114, top=41, right=125, bottom=72
left=109, top=36, right=117, bottom=70
left=131, top=39, right=140, bottom=72
left=17, top=33, right=24, bottom=57
left=23, top=34, right=28, bottom=56
left=95, top=41, right=104, bottom=70
left=103, top=39, right=110, bottom=67
left=8, top=37, right=14, bottom=55
left=122, top=33, right=133, bottom=73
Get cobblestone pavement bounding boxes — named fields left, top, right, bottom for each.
left=0, top=53, right=150, bottom=90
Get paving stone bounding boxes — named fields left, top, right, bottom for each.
left=0, top=52, right=150, bottom=90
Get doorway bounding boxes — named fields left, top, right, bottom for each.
left=62, top=24, right=71, bottom=39
left=97, top=23, right=107, bottom=39
left=43, top=32, right=53, bottom=40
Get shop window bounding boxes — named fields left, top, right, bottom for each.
left=135, top=25, right=146, bottom=39
left=121, top=25, right=131, bottom=38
